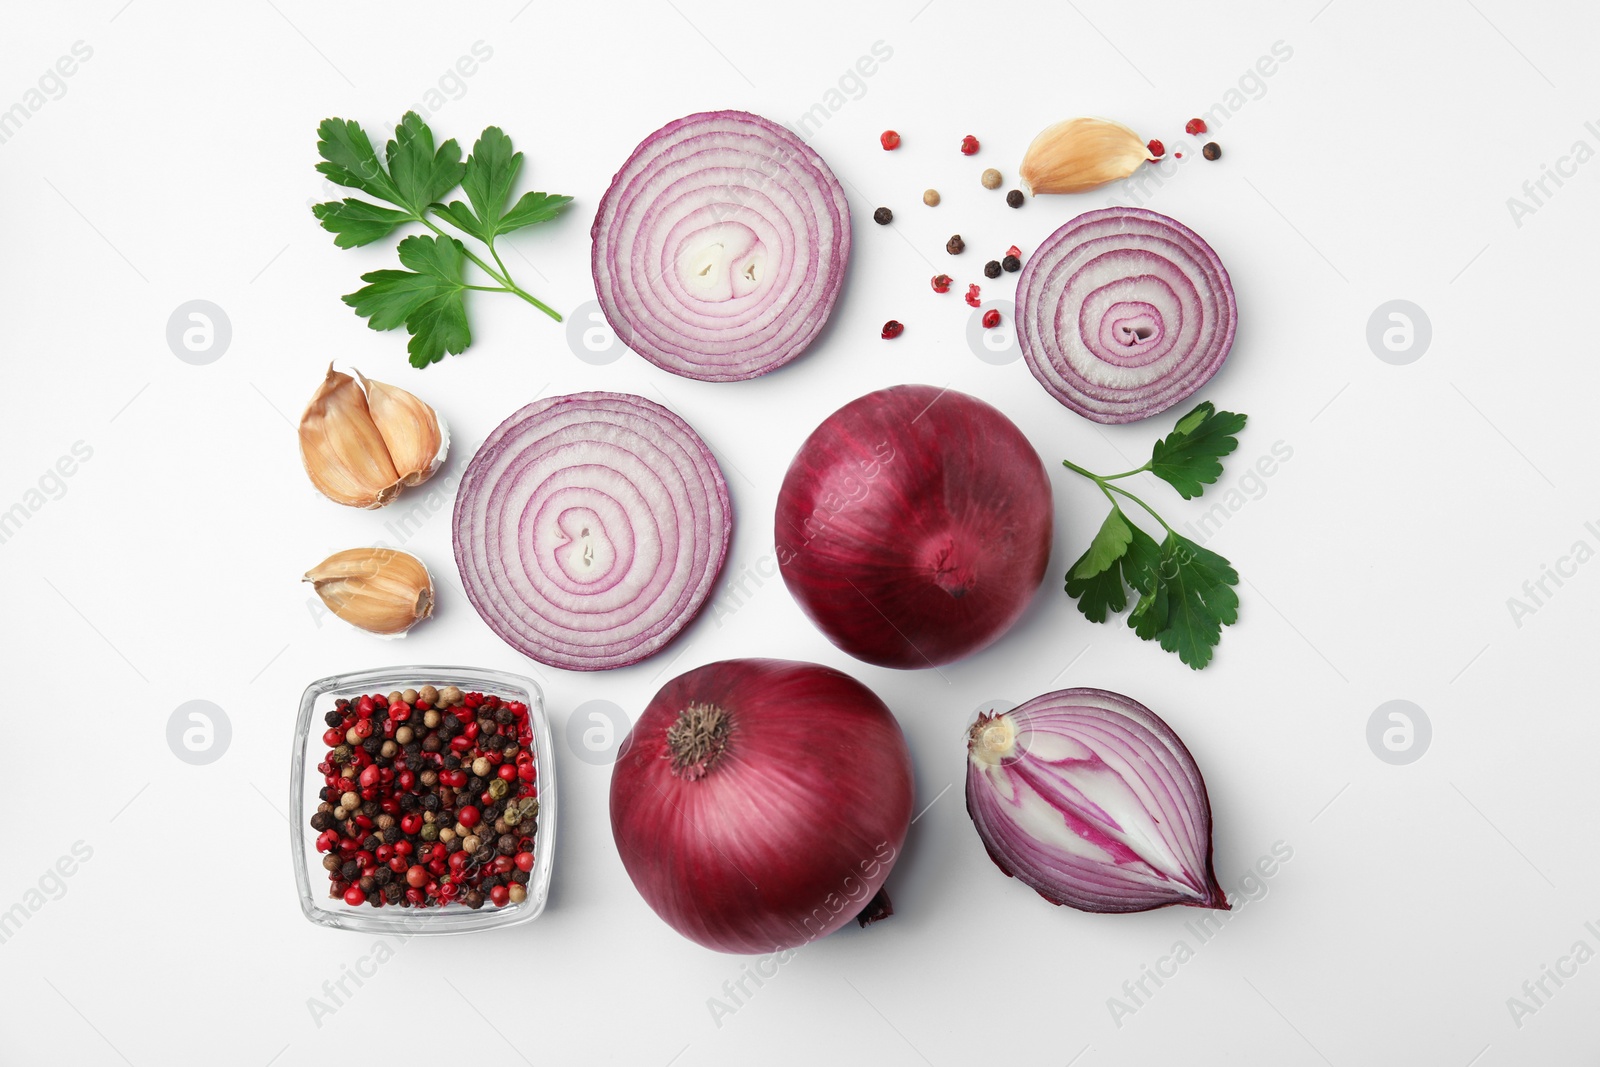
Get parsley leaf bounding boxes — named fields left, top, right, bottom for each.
left=311, top=199, right=413, bottom=248
left=343, top=235, right=471, bottom=367
left=311, top=114, right=571, bottom=365
left=1148, top=401, right=1248, bottom=500
left=1061, top=400, right=1248, bottom=668
left=437, top=126, right=574, bottom=243
left=1065, top=512, right=1160, bottom=623
left=1128, top=534, right=1239, bottom=669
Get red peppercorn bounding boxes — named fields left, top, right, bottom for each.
left=493, top=856, right=515, bottom=875
left=458, top=806, right=481, bottom=828
left=982, top=309, right=1001, bottom=329
left=489, top=885, right=510, bottom=908
left=390, top=703, right=411, bottom=723
left=880, top=320, right=904, bottom=340
left=449, top=851, right=472, bottom=875
left=1146, top=139, right=1165, bottom=158
left=1006, top=245, right=1021, bottom=259
left=497, top=764, right=518, bottom=782
left=965, top=284, right=981, bottom=308
left=931, top=273, right=952, bottom=294
left=343, top=886, right=366, bottom=906
left=388, top=855, right=409, bottom=873
left=400, top=813, right=423, bottom=835
left=879, top=130, right=901, bottom=150
left=359, top=765, right=380, bottom=789
left=518, top=764, right=536, bottom=783
left=315, top=830, right=339, bottom=853
left=353, top=718, right=373, bottom=739
left=393, top=840, right=412, bottom=856
left=515, top=851, right=536, bottom=873
left=960, top=134, right=979, bottom=155
left=406, top=865, right=428, bottom=888
left=1185, top=118, right=1207, bottom=136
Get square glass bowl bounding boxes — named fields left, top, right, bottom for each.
left=290, top=664, right=556, bottom=934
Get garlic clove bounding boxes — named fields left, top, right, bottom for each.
left=1018, top=117, right=1155, bottom=196
left=299, top=365, right=402, bottom=509
left=304, top=547, right=434, bottom=635
left=355, top=371, right=448, bottom=487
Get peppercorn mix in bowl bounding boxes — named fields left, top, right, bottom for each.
left=291, top=665, right=556, bottom=934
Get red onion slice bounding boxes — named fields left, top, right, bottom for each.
left=1016, top=207, right=1237, bottom=424
left=966, top=688, right=1227, bottom=913
left=591, top=110, right=851, bottom=382
left=452, top=392, right=731, bottom=671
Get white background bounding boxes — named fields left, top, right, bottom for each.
left=2, top=1, right=1596, bottom=1064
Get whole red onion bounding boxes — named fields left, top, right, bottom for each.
left=609, top=659, right=914, bottom=953
left=775, top=385, right=1053, bottom=669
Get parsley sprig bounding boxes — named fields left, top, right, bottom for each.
left=1062, top=402, right=1248, bottom=670
left=313, top=112, right=572, bottom=367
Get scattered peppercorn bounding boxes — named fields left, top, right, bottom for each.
left=946, top=234, right=965, bottom=255
left=880, top=320, right=905, bottom=340
left=1202, top=142, right=1222, bottom=161
left=1006, top=189, right=1024, bottom=208
left=931, top=273, right=952, bottom=293
left=880, top=130, right=901, bottom=150
left=923, top=189, right=940, bottom=206
left=982, top=309, right=1001, bottom=329
left=965, top=284, right=981, bottom=308
left=1002, top=255, right=1020, bottom=273
left=960, top=134, right=979, bottom=155
left=980, top=168, right=1002, bottom=189
left=983, top=259, right=1002, bottom=279
left=1174, top=152, right=1183, bottom=159
left=1147, top=139, right=1165, bottom=158
left=1185, top=118, right=1207, bottom=136
left=873, top=206, right=893, bottom=225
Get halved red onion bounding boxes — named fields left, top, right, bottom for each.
left=452, top=392, right=731, bottom=671
left=1016, top=207, right=1237, bottom=424
left=591, top=110, right=851, bottom=382
left=966, top=688, right=1227, bottom=913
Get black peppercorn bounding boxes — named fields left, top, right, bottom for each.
left=324, top=710, right=343, bottom=728
left=361, top=736, right=382, bottom=755
left=374, top=866, right=393, bottom=886
left=404, top=742, right=423, bottom=760
left=309, top=812, right=332, bottom=832
left=479, top=719, right=497, bottom=737
left=360, top=800, right=379, bottom=818
left=1202, top=141, right=1221, bottom=161
left=983, top=259, right=1001, bottom=279
left=400, top=793, right=420, bottom=812
left=322, top=854, right=341, bottom=873
left=384, top=883, right=403, bottom=904
left=1002, top=255, right=1021, bottom=272
left=422, top=735, right=441, bottom=753
left=361, top=834, right=381, bottom=852
left=340, top=860, right=359, bottom=881
left=498, top=833, right=518, bottom=856
left=381, top=826, right=401, bottom=845
left=511, top=869, right=531, bottom=885
left=873, top=206, right=893, bottom=225
left=945, top=234, right=965, bottom=255
left=495, top=708, right=514, bottom=726
left=443, top=753, right=461, bottom=771
left=423, top=793, right=441, bottom=812
left=464, top=891, right=485, bottom=910
left=319, top=786, right=336, bottom=803
left=1005, top=189, right=1024, bottom=208
left=358, top=875, right=376, bottom=894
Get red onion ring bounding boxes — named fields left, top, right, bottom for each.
left=591, top=110, right=852, bottom=382
left=1016, top=207, right=1237, bottom=424
left=966, top=688, right=1227, bottom=913
left=452, top=392, right=731, bottom=671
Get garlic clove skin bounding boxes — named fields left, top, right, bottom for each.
left=299, top=365, right=402, bottom=509
left=1018, top=117, right=1155, bottom=196
left=305, top=547, right=434, bottom=635
left=356, top=371, right=449, bottom=487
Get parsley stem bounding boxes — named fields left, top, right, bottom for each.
left=420, top=213, right=563, bottom=323
left=1063, top=459, right=1174, bottom=535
